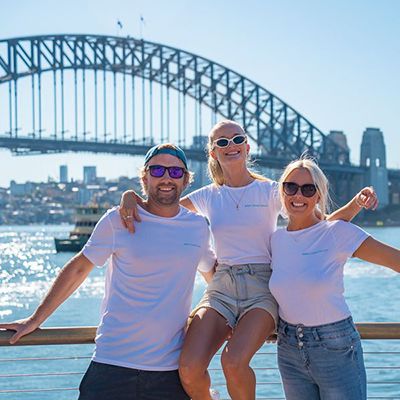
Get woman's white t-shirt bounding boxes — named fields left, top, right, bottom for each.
left=188, top=180, right=282, bottom=265
left=270, top=220, right=369, bottom=326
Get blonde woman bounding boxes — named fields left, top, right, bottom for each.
left=119, top=120, right=377, bottom=400
left=270, top=158, right=400, bottom=400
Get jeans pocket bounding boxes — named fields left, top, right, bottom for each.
left=320, top=334, right=356, bottom=352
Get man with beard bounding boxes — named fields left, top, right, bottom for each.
left=0, top=143, right=216, bottom=400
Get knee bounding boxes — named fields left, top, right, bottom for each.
left=179, top=358, right=207, bottom=386
left=221, top=351, right=248, bottom=377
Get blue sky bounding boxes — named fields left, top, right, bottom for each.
left=0, top=0, right=399, bottom=186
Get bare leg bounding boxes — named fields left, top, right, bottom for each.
left=221, top=309, right=275, bottom=400
left=179, top=308, right=231, bottom=400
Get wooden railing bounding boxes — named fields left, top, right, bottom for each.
left=0, top=323, right=399, bottom=400
left=1, top=323, right=400, bottom=345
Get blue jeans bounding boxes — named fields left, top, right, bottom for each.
left=277, top=317, right=366, bottom=400
left=78, top=361, right=190, bottom=400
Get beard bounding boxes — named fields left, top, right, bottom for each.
left=147, top=183, right=182, bottom=206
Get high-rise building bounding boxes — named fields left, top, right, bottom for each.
left=59, top=165, right=68, bottom=183
left=83, top=166, right=97, bottom=184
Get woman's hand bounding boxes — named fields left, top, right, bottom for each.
left=119, top=190, right=143, bottom=233
left=355, top=186, right=378, bottom=210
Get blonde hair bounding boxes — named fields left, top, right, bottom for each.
left=140, top=143, right=194, bottom=196
left=207, top=120, right=269, bottom=186
left=279, top=157, right=332, bottom=216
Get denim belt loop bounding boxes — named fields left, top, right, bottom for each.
left=247, top=264, right=254, bottom=275
left=227, top=267, right=235, bottom=283
left=279, top=320, right=288, bottom=335
left=312, top=328, right=320, bottom=341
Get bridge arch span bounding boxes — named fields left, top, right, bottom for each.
left=0, top=34, right=348, bottom=163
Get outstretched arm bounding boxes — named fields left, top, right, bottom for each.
left=353, top=237, right=400, bottom=273
left=327, top=186, right=378, bottom=222
left=0, top=253, right=94, bottom=344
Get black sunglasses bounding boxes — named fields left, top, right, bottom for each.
left=147, top=165, right=186, bottom=179
left=212, top=134, right=247, bottom=148
left=282, top=182, right=317, bottom=198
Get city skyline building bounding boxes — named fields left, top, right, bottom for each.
left=83, top=166, right=97, bottom=185
left=59, top=165, right=68, bottom=183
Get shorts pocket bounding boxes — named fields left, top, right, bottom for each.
left=207, top=269, right=230, bottom=293
left=247, top=270, right=270, bottom=294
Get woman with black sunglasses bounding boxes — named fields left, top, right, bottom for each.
left=270, top=158, right=400, bottom=400
left=119, top=120, right=378, bottom=400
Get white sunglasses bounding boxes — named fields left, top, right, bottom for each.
left=212, top=134, right=247, bottom=148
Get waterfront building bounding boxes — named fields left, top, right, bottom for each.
left=9, top=180, right=34, bottom=196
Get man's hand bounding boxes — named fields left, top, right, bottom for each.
left=119, top=190, right=142, bottom=233
left=0, top=317, right=40, bottom=344
left=355, top=186, right=378, bottom=210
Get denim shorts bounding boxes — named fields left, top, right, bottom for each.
left=78, top=361, right=189, bottom=400
left=277, top=317, right=366, bottom=400
left=191, top=263, right=278, bottom=329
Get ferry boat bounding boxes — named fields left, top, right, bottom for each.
left=54, top=205, right=106, bottom=252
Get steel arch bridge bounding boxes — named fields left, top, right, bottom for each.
left=0, top=33, right=352, bottom=170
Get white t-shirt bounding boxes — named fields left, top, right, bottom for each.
left=82, top=206, right=215, bottom=371
left=269, top=220, right=369, bottom=326
left=188, top=180, right=282, bottom=265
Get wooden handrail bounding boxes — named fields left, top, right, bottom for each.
left=0, top=326, right=97, bottom=346
left=0, top=323, right=400, bottom=346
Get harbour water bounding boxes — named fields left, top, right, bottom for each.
left=0, top=224, right=399, bottom=399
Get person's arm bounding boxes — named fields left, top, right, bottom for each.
left=119, top=190, right=143, bottom=233
left=200, top=270, right=214, bottom=284
left=199, top=262, right=216, bottom=284
left=180, top=195, right=197, bottom=212
left=326, top=186, right=378, bottom=222
left=119, top=190, right=199, bottom=233
left=0, top=253, right=94, bottom=344
left=353, top=237, right=400, bottom=273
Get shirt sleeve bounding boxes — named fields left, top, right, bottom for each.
left=332, top=220, right=370, bottom=259
left=82, top=211, right=115, bottom=267
left=187, top=185, right=212, bottom=218
left=197, top=223, right=217, bottom=273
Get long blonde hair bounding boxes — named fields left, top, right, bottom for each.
left=207, top=120, right=269, bottom=186
left=279, top=157, right=332, bottom=216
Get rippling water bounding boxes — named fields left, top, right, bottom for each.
left=0, top=225, right=399, bottom=399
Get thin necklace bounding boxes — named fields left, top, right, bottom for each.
left=224, top=183, right=252, bottom=210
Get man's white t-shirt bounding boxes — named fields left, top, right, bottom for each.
left=188, top=180, right=282, bottom=265
left=82, top=206, right=215, bottom=371
left=270, top=220, right=369, bottom=326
